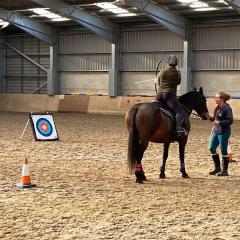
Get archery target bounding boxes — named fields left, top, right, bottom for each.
left=30, top=113, right=59, bottom=141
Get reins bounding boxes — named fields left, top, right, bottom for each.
left=181, top=104, right=202, bottom=118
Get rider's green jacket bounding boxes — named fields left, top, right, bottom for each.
left=157, top=66, right=181, bottom=95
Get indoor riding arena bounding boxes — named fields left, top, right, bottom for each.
left=1, top=1, right=240, bottom=240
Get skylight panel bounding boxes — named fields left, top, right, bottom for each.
left=29, top=8, right=70, bottom=22
left=189, top=1, right=209, bottom=8
left=0, top=19, right=9, bottom=29
left=194, top=7, right=218, bottom=11
left=95, top=2, right=135, bottom=16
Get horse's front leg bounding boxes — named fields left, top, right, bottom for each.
left=160, top=142, right=170, bottom=179
left=179, top=138, right=189, bottom=178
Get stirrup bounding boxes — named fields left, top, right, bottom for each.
left=175, top=128, right=188, bottom=137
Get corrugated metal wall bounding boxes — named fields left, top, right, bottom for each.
left=121, top=29, right=183, bottom=71
left=5, top=36, right=49, bottom=93
left=121, top=29, right=184, bottom=95
left=59, top=30, right=183, bottom=95
left=3, top=25, right=240, bottom=97
left=59, top=32, right=111, bottom=94
left=59, top=33, right=111, bottom=71
left=192, top=25, right=240, bottom=97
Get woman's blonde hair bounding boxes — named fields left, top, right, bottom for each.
left=217, top=92, right=231, bottom=102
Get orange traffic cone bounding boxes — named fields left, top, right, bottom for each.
left=16, top=158, right=36, bottom=189
left=228, top=140, right=236, bottom=163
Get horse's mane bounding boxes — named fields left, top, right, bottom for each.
left=178, top=91, right=198, bottom=107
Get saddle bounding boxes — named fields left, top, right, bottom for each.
left=152, top=100, right=175, bottom=121
left=152, top=100, right=188, bottom=138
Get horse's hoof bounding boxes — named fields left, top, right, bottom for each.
left=182, top=173, right=190, bottom=178
left=159, top=172, right=166, bottom=179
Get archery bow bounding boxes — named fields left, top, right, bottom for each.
left=154, top=51, right=165, bottom=93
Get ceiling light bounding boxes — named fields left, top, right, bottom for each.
left=43, top=13, right=61, bottom=19
left=111, top=8, right=128, bottom=13
left=116, top=13, right=137, bottom=17
left=190, top=1, right=209, bottom=8
left=29, top=8, right=50, bottom=15
left=95, top=2, right=118, bottom=9
left=95, top=2, right=132, bottom=15
left=28, top=8, right=70, bottom=21
left=0, top=21, right=10, bottom=29
left=51, top=17, right=70, bottom=22
left=194, top=7, right=218, bottom=11
left=178, top=0, right=198, bottom=3
left=217, top=0, right=228, bottom=5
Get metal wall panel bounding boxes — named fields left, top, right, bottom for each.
left=121, top=29, right=184, bottom=72
left=193, top=25, right=240, bottom=49
left=60, top=54, right=111, bottom=71
left=122, top=29, right=183, bottom=52
left=6, top=77, right=22, bottom=93
left=59, top=33, right=111, bottom=71
left=4, top=26, right=240, bottom=96
left=121, top=52, right=183, bottom=71
left=4, top=35, right=49, bottom=93
left=192, top=25, right=240, bottom=97
left=60, top=33, right=111, bottom=54
left=194, top=50, right=240, bottom=70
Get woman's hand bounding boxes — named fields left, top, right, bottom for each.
left=205, top=112, right=214, bottom=122
left=213, top=120, right=220, bottom=125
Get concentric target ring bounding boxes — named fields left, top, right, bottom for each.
left=36, top=118, right=53, bottom=137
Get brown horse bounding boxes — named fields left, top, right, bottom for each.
left=125, top=87, right=209, bottom=183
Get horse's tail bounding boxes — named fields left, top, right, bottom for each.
left=127, top=105, right=141, bottom=173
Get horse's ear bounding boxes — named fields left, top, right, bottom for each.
left=199, top=86, right=203, bottom=95
left=193, top=87, right=197, bottom=91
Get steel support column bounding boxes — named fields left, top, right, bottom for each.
left=48, top=42, right=59, bottom=95
left=109, top=26, right=121, bottom=96
left=180, top=25, right=192, bottom=95
left=0, top=37, right=4, bottom=92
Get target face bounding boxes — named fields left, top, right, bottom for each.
left=36, top=118, right=53, bottom=137
left=30, top=113, right=59, bottom=141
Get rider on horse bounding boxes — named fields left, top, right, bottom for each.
left=155, top=55, right=185, bottom=137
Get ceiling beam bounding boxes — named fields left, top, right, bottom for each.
left=0, top=8, right=57, bottom=45
left=224, top=0, right=240, bottom=10
left=30, top=0, right=115, bottom=43
left=124, top=0, right=186, bottom=38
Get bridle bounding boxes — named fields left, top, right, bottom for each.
left=181, top=104, right=207, bottom=119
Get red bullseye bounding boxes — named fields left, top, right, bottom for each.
left=41, top=123, right=48, bottom=131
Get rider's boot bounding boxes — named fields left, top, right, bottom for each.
left=209, top=153, right=221, bottom=175
left=175, top=112, right=186, bottom=137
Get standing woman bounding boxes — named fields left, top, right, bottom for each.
left=209, top=92, right=233, bottom=176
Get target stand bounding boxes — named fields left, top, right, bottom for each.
left=29, top=113, right=59, bottom=141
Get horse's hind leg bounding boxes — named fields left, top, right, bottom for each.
left=160, top=143, right=170, bottom=179
left=179, top=139, right=189, bottom=178
left=135, top=140, right=148, bottom=183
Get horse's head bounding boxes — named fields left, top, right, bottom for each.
left=192, top=87, right=209, bottom=120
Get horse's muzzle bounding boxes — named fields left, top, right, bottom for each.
left=201, top=112, right=210, bottom=120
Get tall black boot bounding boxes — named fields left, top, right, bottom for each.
left=175, top=112, right=186, bottom=137
left=216, top=157, right=229, bottom=176
left=209, top=154, right=221, bottom=175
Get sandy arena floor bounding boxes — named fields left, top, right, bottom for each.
left=0, top=112, right=240, bottom=240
